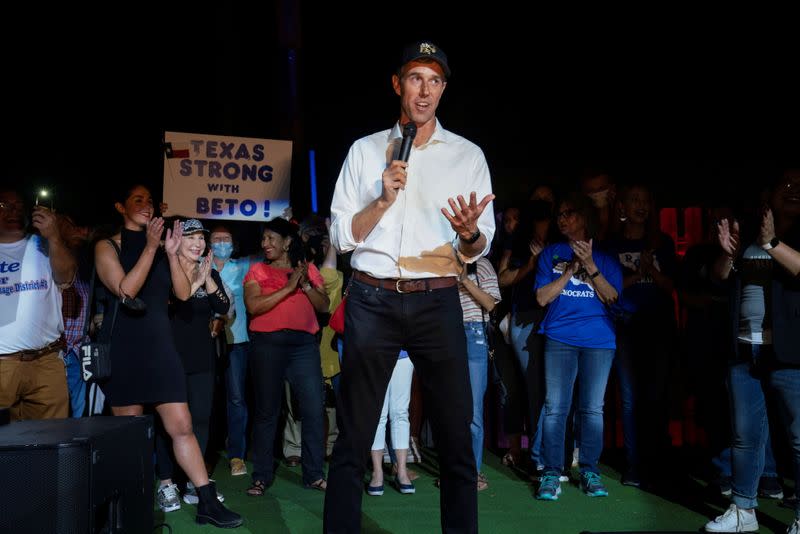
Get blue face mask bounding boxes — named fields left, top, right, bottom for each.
left=211, top=242, right=233, bottom=259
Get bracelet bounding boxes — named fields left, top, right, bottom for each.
left=761, top=237, right=780, bottom=251
left=588, top=270, right=600, bottom=280
left=461, top=230, right=481, bottom=245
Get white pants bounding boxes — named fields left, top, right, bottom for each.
left=371, top=356, right=414, bottom=451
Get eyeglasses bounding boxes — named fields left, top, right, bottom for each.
left=0, top=201, right=25, bottom=212
left=556, top=208, right=576, bottom=220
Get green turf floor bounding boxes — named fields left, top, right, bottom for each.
left=154, top=449, right=796, bottom=533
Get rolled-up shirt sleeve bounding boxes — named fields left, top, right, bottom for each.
left=454, top=149, right=495, bottom=263
left=330, top=144, right=363, bottom=253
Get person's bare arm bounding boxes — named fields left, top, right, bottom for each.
left=244, top=268, right=302, bottom=316
left=760, top=208, right=800, bottom=277
left=460, top=274, right=497, bottom=312
left=536, top=263, right=577, bottom=306
left=95, top=219, right=163, bottom=298
left=33, top=206, right=76, bottom=285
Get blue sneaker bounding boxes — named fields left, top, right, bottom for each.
left=580, top=471, right=608, bottom=497
left=536, top=475, right=562, bottom=501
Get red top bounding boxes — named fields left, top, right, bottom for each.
left=244, top=262, right=325, bottom=335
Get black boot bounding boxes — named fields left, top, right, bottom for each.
left=196, top=481, right=243, bottom=528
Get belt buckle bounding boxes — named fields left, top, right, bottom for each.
left=395, top=279, right=407, bottom=293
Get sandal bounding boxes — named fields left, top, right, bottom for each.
left=307, top=478, right=327, bottom=491
left=246, top=480, right=266, bottom=496
left=477, top=472, right=489, bottom=491
left=501, top=452, right=518, bottom=468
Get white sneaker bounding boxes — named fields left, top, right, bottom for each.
left=157, top=483, right=181, bottom=512
left=183, top=481, right=225, bottom=505
left=704, top=504, right=758, bottom=532
left=787, top=518, right=800, bottom=534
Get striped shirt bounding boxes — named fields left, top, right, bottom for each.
left=458, top=257, right=501, bottom=323
left=62, top=277, right=89, bottom=355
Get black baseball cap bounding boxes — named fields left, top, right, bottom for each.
left=399, top=40, right=450, bottom=78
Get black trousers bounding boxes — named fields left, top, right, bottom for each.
left=323, top=279, right=477, bottom=534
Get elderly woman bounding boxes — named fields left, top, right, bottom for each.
left=154, top=218, right=231, bottom=508
left=94, top=185, right=240, bottom=528
left=533, top=192, right=622, bottom=501
left=244, top=217, right=330, bottom=496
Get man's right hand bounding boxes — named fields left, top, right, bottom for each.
left=381, top=161, right=408, bottom=205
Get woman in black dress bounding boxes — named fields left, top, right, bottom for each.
left=95, top=185, right=241, bottom=528
left=155, top=218, right=231, bottom=506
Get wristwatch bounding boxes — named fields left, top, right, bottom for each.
left=461, top=229, right=481, bottom=245
left=761, top=237, right=780, bottom=251
left=588, top=270, right=601, bottom=280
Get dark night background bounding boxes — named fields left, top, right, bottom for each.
left=4, top=5, right=800, bottom=228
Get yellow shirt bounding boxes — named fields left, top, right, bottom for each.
left=319, top=267, right=343, bottom=380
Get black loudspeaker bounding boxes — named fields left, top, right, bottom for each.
left=0, top=416, right=154, bottom=534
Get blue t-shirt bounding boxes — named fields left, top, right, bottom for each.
left=534, top=242, right=622, bottom=349
left=215, top=256, right=252, bottom=344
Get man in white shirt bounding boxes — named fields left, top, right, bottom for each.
left=0, top=187, right=76, bottom=421
left=324, top=40, right=495, bottom=534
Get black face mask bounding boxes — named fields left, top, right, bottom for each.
left=528, top=199, right=553, bottom=221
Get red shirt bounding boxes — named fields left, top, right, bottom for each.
left=244, top=262, right=325, bottom=335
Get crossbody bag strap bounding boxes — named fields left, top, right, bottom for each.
left=104, top=238, right=122, bottom=338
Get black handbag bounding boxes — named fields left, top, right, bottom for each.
left=81, top=239, right=120, bottom=383
left=475, top=264, right=510, bottom=406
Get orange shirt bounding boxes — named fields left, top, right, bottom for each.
left=244, top=262, right=325, bottom=335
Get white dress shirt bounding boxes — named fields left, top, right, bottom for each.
left=330, top=120, right=495, bottom=280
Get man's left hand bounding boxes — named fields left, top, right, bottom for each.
left=441, top=192, right=495, bottom=240
left=32, top=206, right=60, bottom=241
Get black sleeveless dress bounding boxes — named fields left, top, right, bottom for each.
left=103, top=228, right=187, bottom=406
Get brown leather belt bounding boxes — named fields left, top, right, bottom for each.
left=0, top=338, right=65, bottom=362
left=353, top=271, right=457, bottom=294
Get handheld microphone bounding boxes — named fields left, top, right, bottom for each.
left=397, top=122, right=417, bottom=162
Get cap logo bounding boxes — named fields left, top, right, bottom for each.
left=419, top=42, right=436, bottom=55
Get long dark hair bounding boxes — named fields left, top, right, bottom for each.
left=616, top=183, right=663, bottom=250
left=262, top=218, right=305, bottom=268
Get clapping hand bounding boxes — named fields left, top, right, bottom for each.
left=639, top=249, right=655, bottom=276
left=529, top=237, right=544, bottom=258
left=570, top=239, right=596, bottom=273
left=191, top=255, right=213, bottom=294
left=717, top=218, right=740, bottom=258
left=287, top=263, right=305, bottom=290
left=758, top=207, right=776, bottom=248
left=146, top=217, right=165, bottom=251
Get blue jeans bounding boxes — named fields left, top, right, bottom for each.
left=712, top=438, right=778, bottom=479
left=542, top=338, right=614, bottom=475
left=728, top=344, right=800, bottom=512
left=769, top=366, right=800, bottom=519
left=510, top=317, right=543, bottom=466
left=64, top=348, right=85, bottom=418
left=225, top=342, right=249, bottom=460
left=249, top=331, right=324, bottom=486
left=613, top=339, right=637, bottom=470
left=465, top=321, right=489, bottom=471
